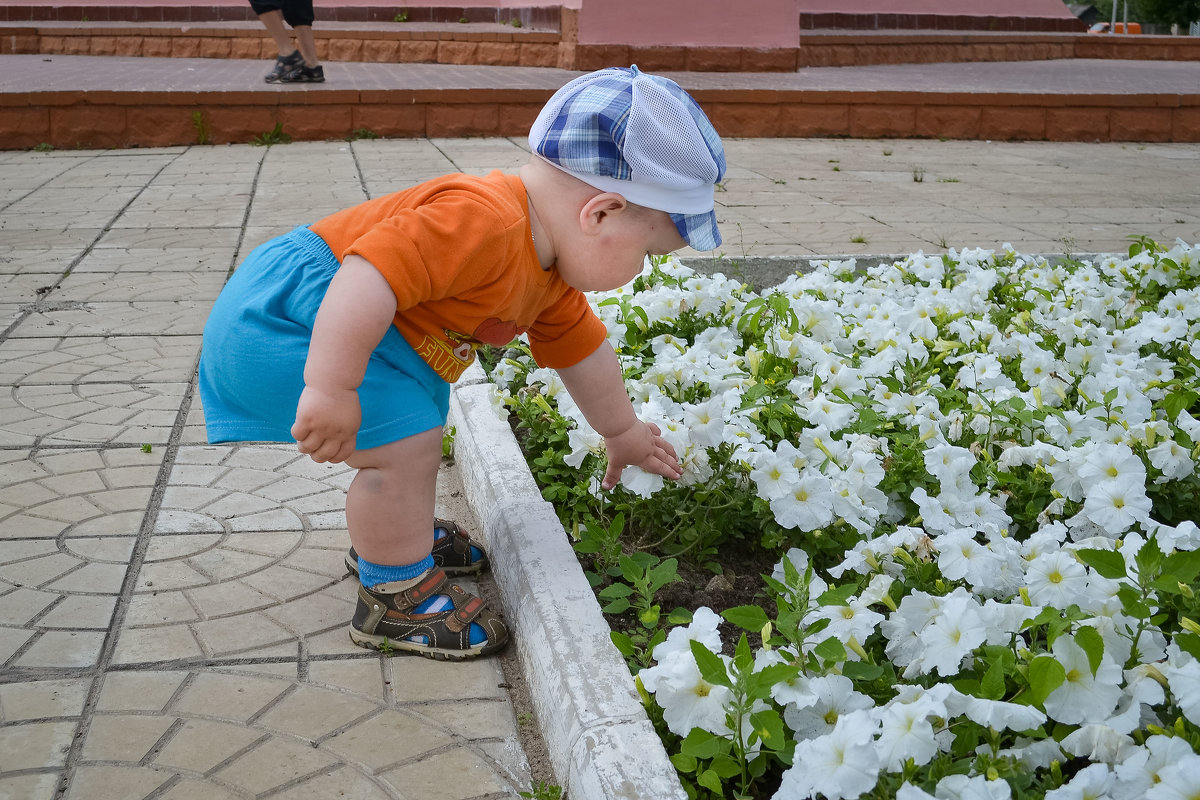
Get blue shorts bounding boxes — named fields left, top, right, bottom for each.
left=199, top=226, right=450, bottom=450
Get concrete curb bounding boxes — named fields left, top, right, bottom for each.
left=448, top=372, right=687, bottom=800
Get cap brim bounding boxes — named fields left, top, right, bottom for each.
left=671, top=210, right=722, bottom=252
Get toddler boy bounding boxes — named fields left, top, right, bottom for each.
left=199, top=66, right=727, bottom=659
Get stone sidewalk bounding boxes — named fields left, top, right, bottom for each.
left=1, top=136, right=1199, bottom=800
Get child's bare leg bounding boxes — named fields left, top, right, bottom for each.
left=292, top=25, right=321, bottom=68
left=344, top=427, right=441, bottom=568
left=256, top=9, right=296, bottom=57
left=344, top=427, right=508, bottom=658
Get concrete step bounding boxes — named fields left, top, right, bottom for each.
left=3, top=55, right=1199, bottom=150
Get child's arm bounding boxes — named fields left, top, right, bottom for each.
left=291, top=255, right=396, bottom=463
left=557, top=341, right=683, bottom=490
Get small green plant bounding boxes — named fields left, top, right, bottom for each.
left=509, top=17, right=523, bottom=27
left=882, top=147, right=893, bottom=156
left=393, top=11, right=409, bottom=22
left=442, top=425, right=456, bottom=459
left=772, top=178, right=786, bottom=185
left=912, top=165, right=926, bottom=182
left=519, top=782, right=563, bottom=800
left=938, top=234, right=949, bottom=249
left=141, top=444, right=153, bottom=453
left=459, top=15, right=469, bottom=23
left=850, top=234, right=868, bottom=244
left=252, top=123, right=292, bottom=146
left=937, top=176, right=960, bottom=183
left=191, top=110, right=211, bottom=145
left=376, top=637, right=394, bottom=655
left=347, top=127, right=380, bottom=141
left=32, top=142, right=54, bottom=152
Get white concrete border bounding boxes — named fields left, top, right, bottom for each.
left=449, top=370, right=687, bottom=800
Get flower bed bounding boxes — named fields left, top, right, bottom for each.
left=485, top=238, right=1200, bottom=799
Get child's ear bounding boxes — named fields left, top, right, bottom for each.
left=579, top=193, right=628, bottom=234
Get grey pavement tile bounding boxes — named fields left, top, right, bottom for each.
left=50, top=271, right=229, bottom=303
left=71, top=246, right=236, bottom=274
left=11, top=301, right=211, bottom=337
left=0, top=273, right=64, bottom=304
left=0, top=382, right=190, bottom=447
left=93, top=226, right=243, bottom=251
left=0, top=447, right=161, bottom=541
left=0, top=335, right=201, bottom=385
left=156, top=445, right=352, bottom=535
left=59, top=665, right=529, bottom=799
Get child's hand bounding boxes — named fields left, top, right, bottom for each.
left=600, top=420, right=682, bottom=491
left=291, top=386, right=361, bottom=463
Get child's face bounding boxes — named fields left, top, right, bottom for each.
left=555, top=205, right=687, bottom=293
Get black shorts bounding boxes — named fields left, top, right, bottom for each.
left=248, top=0, right=314, bottom=27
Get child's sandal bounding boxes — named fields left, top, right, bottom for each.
left=349, top=567, right=509, bottom=660
left=344, top=518, right=488, bottom=577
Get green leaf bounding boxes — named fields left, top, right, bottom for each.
left=1027, top=655, right=1067, bottom=707
left=670, top=753, right=698, bottom=773
left=841, top=661, right=886, bottom=681
left=690, top=640, right=733, bottom=689
left=610, top=631, right=635, bottom=657
left=599, top=583, right=633, bottom=598
left=1074, top=626, right=1105, bottom=677
left=1076, top=548, right=1127, bottom=580
left=602, top=598, right=630, bottom=614
left=697, top=768, right=724, bottom=795
left=1135, top=535, right=1165, bottom=579
left=749, top=708, right=787, bottom=750
left=710, top=754, right=743, bottom=779
left=1117, top=584, right=1152, bottom=619
left=681, top=728, right=725, bottom=759
left=813, top=636, right=847, bottom=663
left=980, top=657, right=1007, bottom=700
left=816, top=583, right=858, bottom=606
left=1162, top=549, right=1200, bottom=585
left=1176, top=633, right=1200, bottom=661
left=722, top=605, right=771, bottom=632
left=1164, top=389, right=1200, bottom=422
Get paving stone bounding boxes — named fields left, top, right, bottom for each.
left=13, top=300, right=211, bottom=337
left=0, top=677, right=91, bottom=721
left=0, top=772, right=60, bottom=800
left=15, top=629, right=107, bottom=668
left=0, top=448, right=160, bottom=541
left=94, top=671, right=188, bottom=713
left=0, top=335, right=203, bottom=384
left=80, top=713, right=177, bottom=762
left=62, top=765, right=171, bottom=800
left=383, top=746, right=513, bottom=800
left=0, top=719, right=79, bottom=770
left=0, top=381, right=189, bottom=447
left=51, top=271, right=230, bottom=303
left=71, top=246, right=237, bottom=274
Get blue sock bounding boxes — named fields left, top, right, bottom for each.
left=358, top=553, right=485, bottom=645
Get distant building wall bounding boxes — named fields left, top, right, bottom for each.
left=577, top=0, right=800, bottom=47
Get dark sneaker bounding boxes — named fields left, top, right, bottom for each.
left=349, top=567, right=509, bottom=660
left=265, top=50, right=302, bottom=83
left=279, top=64, right=325, bottom=83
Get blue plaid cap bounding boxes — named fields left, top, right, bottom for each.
left=529, top=66, right=726, bottom=251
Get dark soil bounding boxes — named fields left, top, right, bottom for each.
left=597, top=542, right=781, bottom=656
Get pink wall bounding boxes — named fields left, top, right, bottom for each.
left=795, top=0, right=1076, bottom=19
left=578, top=0, right=800, bottom=47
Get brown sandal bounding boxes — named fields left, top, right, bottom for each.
left=345, top=518, right=488, bottom=577
left=348, top=567, right=508, bottom=660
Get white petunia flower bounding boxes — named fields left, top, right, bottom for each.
left=1042, top=634, right=1124, bottom=725
left=1043, top=763, right=1114, bottom=800
left=783, top=674, right=874, bottom=739
left=776, top=709, right=880, bottom=800
left=769, top=471, right=835, bottom=532
left=917, top=591, right=987, bottom=677
left=1024, top=548, right=1089, bottom=608
left=1080, top=475, right=1153, bottom=535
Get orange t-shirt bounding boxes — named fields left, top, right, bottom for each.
left=311, top=171, right=607, bottom=383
